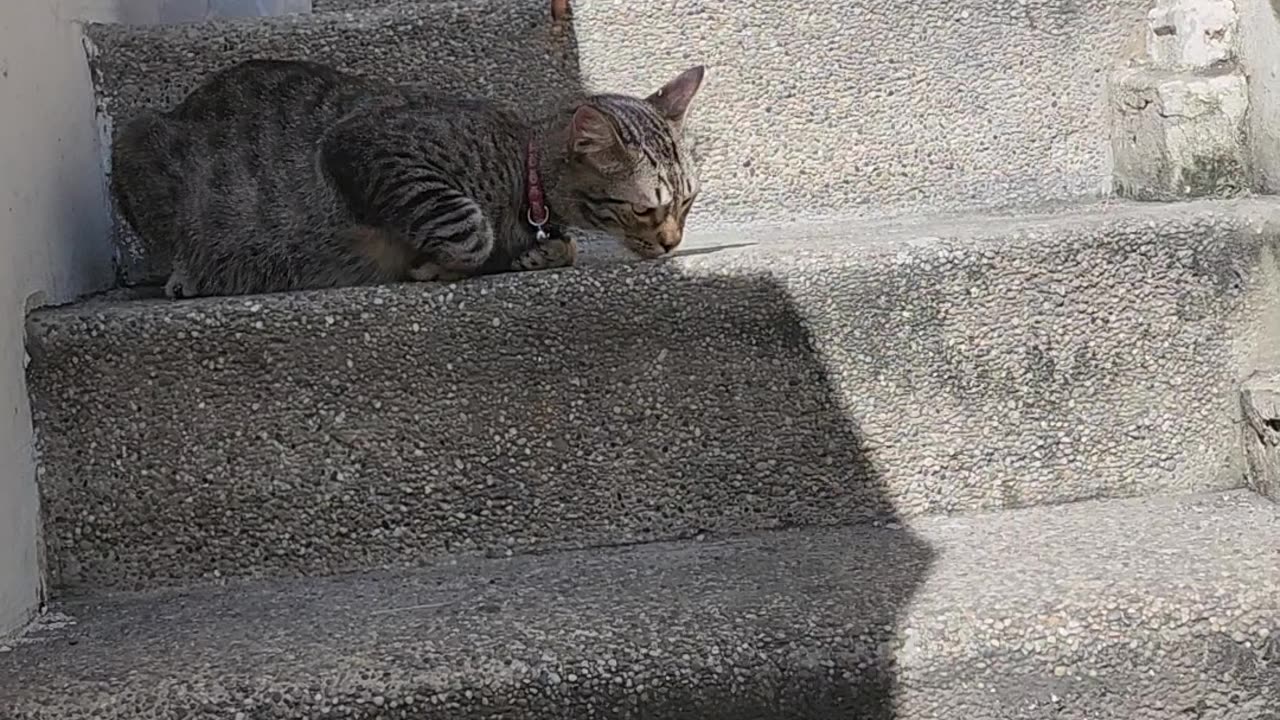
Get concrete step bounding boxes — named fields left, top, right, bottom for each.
left=27, top=199, right=1280, bottom=593
left=3, top=490, right=1277, bottom=719
left=85, top=0, right=1151, bottom=278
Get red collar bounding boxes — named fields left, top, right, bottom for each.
left=526, top=139, right=550, bottom=237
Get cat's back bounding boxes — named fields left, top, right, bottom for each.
left=110, top=60, right=390, bottom=275
left=166, top=59, right=388, bottom=133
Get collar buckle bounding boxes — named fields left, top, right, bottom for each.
left=527, top=207, right=549, bottom=242
left=525, top=139, right=550, bottom=241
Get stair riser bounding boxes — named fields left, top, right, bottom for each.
left=10, top=640, right=1268, bottom=719
left=27, top=204, right=1280, bottom=591
left=87, top=0, right=1149, bottom=280
left=570, top=0, right=1144, bottom=219
left=85, top=0, right=579, bottom=125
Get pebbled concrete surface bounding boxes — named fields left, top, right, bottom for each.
left=87, top=0, right=1151, bottom=277
left=25, top=199, right=1280, bottom=591
left=569, top=0, right=1147, bottom=221
left=84, top=0, right=581, bottom=126
left=2, top=491, right=1278, bottom=719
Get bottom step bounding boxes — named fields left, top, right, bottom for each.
left=3, top=491, right=1278, bottom=719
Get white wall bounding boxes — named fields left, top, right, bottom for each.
left=1239, top=0, right=1280, bottom=192
left=0, top=0, right=117, bottom=637
left=0, top=0, right=323, bottom=638
left=64, top=0, right=310, bottom=24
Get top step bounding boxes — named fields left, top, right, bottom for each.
left=87, top=0, right=1151, bottom=230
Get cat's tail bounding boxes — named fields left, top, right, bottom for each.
left=109, top=110, right=186, bottom=257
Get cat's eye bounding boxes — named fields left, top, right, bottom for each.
left=631, top=203, right=657, bottom=216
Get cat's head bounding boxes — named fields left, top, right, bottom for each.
left=554, top=66, right=705, bottom=259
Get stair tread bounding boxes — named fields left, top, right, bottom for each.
left=4, top=490, right=1278, bottom=718
left=42, top=197, right=1280, bottom=316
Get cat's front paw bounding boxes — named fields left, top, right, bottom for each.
left=512, top=236, right=577, bottom=272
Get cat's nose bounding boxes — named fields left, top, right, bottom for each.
left=658, top=219, right=683, bottom=252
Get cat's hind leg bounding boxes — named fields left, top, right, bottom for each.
left=392, top=190, right=495, bottom=282
left=407, top=264, right=469, bottom=282
left=163, top=261, right=196, bottom=299
left=321, top=130, right=494, bottom=284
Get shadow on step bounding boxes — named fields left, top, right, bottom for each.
left=503, top=264, right=938, bottom=719
left=90, top=0, right=586, bottom=285
left=27, top=266, right=939, bottom=718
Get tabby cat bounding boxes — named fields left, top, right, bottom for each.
left=110, top=59, right=705, bottom=298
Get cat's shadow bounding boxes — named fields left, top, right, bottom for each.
left=670, top=241, right=757, bottom=258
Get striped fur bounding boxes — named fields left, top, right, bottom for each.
left=111, top=59, right=705, bottom=298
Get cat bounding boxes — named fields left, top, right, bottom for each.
left=110, top=58, right=705, bottom=298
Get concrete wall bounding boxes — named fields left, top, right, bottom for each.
left=0, top=0, right=117, bottom=636
left=0, top=0, right=320, bottom=638
left=1239, top=0, right=1280, bottom=192
left=59, top=0, right=309, bottom=24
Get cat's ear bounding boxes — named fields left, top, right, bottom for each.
left=569, top=105, right=620, bottom=155
left=647, top=65, right=705, bottom=125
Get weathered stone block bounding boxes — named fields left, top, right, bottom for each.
left=1111, top=67, right=1250, bottom=200
left=1243, top=371, right=1280, bottom=501
left=1145, top=0, right=1237, bottom=69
